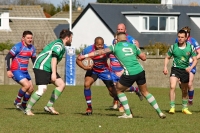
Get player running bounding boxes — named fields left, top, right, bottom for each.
left=175, top=26, right=200, bottom=105
left=25, top=29, right=73, bottom=115
left=164, top=29, right=197, bottom=114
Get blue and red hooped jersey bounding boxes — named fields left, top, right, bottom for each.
left=81, top=44, right=110, bottom=73
left=10, top=42, right=36, bottom=71
left=110, top=34, right=135, bottom=72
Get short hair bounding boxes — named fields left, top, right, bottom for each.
left=94, top=37, right=104, bottom=43
left=59, top=29, right=73, bottom=39
left=178, top=30, right=187, bottom=37
left=117, top=32, right=126, bottom=36
left=22, top=31, right=33, bottom=37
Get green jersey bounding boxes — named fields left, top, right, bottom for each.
left=33, top=39, right=66, bottom=72
left=108, top=41, right=144, bottom=75
left=167, top=42, right=196, bottom=69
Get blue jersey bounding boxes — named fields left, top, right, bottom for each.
left=110, top=34, right=135, bottom=72
left=81, top=44, right=110, bottom=73
left=10, top=42, right=36, bottom=72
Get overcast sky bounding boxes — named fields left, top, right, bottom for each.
left=46, top=0, right=200, bottom=7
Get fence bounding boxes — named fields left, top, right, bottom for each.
left=1, top=50, right=200, bottom=88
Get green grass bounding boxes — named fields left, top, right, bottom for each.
left=0, top=85, right=200, bottom=133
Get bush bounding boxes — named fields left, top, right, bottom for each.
left=144, top=41, right=170, bottom=55
left=75, top=44, right=87, bottom=55
left=0, top=40, right=14, bottom=51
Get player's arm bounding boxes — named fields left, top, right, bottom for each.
left=51, top=51, right=58, bottom=82
left=31, top=46, right=37, bottom=64
left=189, top=45, right=198, bottom=70
left=5, top=53, right=14, bottom=78
left=138, top=52, right=146, bottom=61
left=135, top=46, right=146, bottom=61
left=134, top=40, right=140, bottom=48
left=76, top=55, right=92, bottom=70
left=31, top=57, right=36, bottom=64
left=163, top=45, right=173, bottom=75
left=190, top=56, right=197, bottom=70
left=78, top=48, right=111, bottom=60
left=196, top=49, right=200, bottom=59
left=163, top=55, right=171, bottom=75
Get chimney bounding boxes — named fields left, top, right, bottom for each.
left=161, top=0, right=173, bottom=9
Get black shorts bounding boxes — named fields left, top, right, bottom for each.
left=170, top=67, right=189, bottom=83
left=85, top=70, right=114, bottom=88
left=119, top=71, right=146, bottom=87
left=33, top=68, right=61, bottom=85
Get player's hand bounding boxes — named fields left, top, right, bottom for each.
left=51, top=72, right=57, bottom=82
left=77, top=55, right=85, bottom=60
left=185, top=67, right=191, bottom=73
left=7, top=70, right=13, bottom=78
left=134, top=40, right=140, bottom=48
left=83, top=65, right=93, bottom=70
left=163, top=67, right=168, bottom=75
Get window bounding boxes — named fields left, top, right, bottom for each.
left=141, top=16, right=177, bottom=32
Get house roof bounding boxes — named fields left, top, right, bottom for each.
left=0, top=5, right=56, bottom=51
left=73, top=3, right=200, bottom=47
left=50, top=10, right=82, bottom=31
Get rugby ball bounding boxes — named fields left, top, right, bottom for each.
left=82, top=58, right=94, bottom=67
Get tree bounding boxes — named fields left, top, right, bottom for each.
left=58, top=0, right=84, bottom=11
left=97, top=0, right=161, bottom=3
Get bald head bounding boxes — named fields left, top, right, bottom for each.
left=117, top=23, right=126, bottom=33
left=117, top=32, right=126, bottom=42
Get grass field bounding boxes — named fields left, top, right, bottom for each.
left=1, top=85, right=200, bottom=133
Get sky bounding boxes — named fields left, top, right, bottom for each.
left=46, top=0, right=200, bottom=7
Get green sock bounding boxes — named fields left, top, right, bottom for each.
left=145, top=93, right=162, bottom=114
left=47, top=88, right=62, bottom=107
left=170, top=101, right=175, bottom=108
left=26, top=92, right=41, bottom=111
left=118, top=93, right=131, bottom=115
left=182, top=99, right=188, bottom=109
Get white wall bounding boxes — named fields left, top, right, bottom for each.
left=72, top=8, right=113, bottom=49
left=190, top=17, right=200, bottom=29
left=0, top=12, right=11, bottom=31
left=126, top=15, right=140, bottom=32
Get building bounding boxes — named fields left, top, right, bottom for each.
left=72, top=3, right=200, bottom=49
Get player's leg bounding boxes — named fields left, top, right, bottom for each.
left=12, top=70, right=31, bottom=112
left=116, top=81, right=132, bottom=118
left=168, top=67, right=180, bottom=114
left=21, top=79, right=34, bottom=109
left=128, top=86, right=143, bottom=101
left=188, top=71, right=195, bottom=105
left=109, top=72, right=119, bottom=109
left=137, top=71, right=166, bottom=119
left=25, top=69, right=50, bottom=115
left=21, top=72, right=34, bottom=109
left=84, top=70, right=96, bottom=115
left=180, top=70, right=192, bottom=114
left=44, top=73, right=65, bottom=115
left=116, top=74, right=135, bottom=118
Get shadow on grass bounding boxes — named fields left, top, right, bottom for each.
left=4, top=107, right=16, bottom=110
